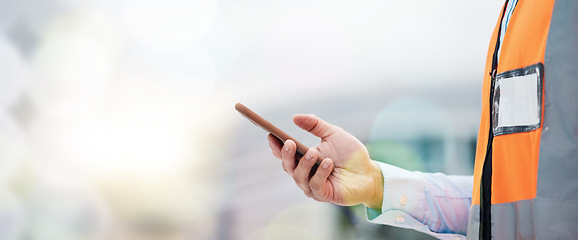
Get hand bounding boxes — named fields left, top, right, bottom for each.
left=268, top=114, right=384, bottom=209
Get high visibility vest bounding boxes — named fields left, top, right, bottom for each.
left=468, top=0, right=578, bottom=239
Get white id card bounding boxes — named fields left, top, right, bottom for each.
left=492, top=63, right=543, bottom=136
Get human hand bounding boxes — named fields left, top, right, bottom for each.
left=268, top=114, right=384, bottom=209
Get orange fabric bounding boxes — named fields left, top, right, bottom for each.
left=472, top=0, right=555, bottom=205
left=472, top=9, right=501, bottom=205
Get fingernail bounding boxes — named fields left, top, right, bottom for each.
left=306, top=152, right=313, bottom=160
left=323, top=161, right=330, bottom=169
left=284, top=145, right=290, bottom=152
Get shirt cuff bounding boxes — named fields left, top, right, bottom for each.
left=365, top=161, right=466, bottom=240
left=374, top=161, right=427, bottom=215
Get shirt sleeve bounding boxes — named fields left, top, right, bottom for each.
left=365, top=161, right=473, bottom=240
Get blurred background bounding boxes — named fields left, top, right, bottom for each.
left=0, top=0, right=504, bottom=239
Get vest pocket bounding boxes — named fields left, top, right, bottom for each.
left=492, top=63, right=544, bottom=136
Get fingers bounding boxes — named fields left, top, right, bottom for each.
left=269, top=135, right=301, bottom=179
left=269, top=133, right=334, bottom=203
left=267, top=134, right=283, bottom=159
left=292, top=148, right=319, bottom=197
left=280, top=139, right=298, bottom=176
left=309, top=158, right=333, bottom=201
left=293, top=114, right=337, bottom=139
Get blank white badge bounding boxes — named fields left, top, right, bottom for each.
left=492, top=63, right=543, bottom=136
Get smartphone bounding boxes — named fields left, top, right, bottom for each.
left=235, top=102, right=322, bottom=165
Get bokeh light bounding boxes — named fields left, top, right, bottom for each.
left=369, top=96, right=456, bottom=172
left=29, top=11, right=121, bottom=118
left=370, top=96, right=454, bottom=142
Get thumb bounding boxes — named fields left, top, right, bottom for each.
left=293, top=114, right=337, bottom=139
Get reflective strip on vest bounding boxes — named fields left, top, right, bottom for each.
left=468, top=0, right=578, bottom=239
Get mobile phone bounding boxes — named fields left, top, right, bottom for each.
left=235, top=102, right=322, bottom=165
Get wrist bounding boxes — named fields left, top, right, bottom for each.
left=363, top=160, right=384, bottom=210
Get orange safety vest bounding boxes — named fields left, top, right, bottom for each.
left=468, top=0, right=578, bottom=239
